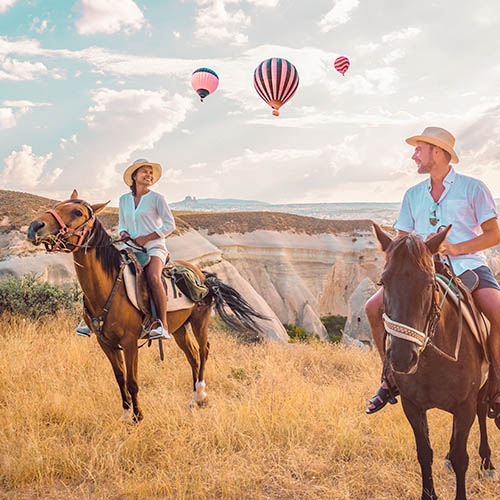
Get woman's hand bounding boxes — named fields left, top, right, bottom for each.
left=134, top=235, right=151, bottom=247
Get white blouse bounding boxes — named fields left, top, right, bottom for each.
left=118, top=191, right=176, bottom=251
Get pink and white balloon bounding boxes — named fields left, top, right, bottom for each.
left=191, top=68, right=219, bottom=102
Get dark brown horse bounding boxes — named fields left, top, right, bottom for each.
left=27, top=191, right=266, bottom=422
left=373, top=223, right=496, bottom=500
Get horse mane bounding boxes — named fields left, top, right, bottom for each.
left=89, top=219, right=121, bottom=277
left=386, top=234, right=433, bottom=273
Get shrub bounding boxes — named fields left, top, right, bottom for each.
left=0, top=273, right=82, bottom=319
left=321, top=315, right=347, bottom=343
left=284, top=323, right=319, bottom=343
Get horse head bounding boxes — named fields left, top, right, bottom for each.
left=373, top=223, right=451, bottom=375
left=27, top=189, right=109, bottom=252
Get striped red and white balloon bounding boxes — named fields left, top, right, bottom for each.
left=191, top=68, right=219, bottom=102
left=253, top=58, right=299, bottom=117
left=334, top=56, right=350, bottom=76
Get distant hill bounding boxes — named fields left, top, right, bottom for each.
left=171, top=196, right=271, bottom=211
left=180, top=211, right=374, bottom=235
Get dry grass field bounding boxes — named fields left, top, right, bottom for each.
left=1, top=313, right=499, bottom=500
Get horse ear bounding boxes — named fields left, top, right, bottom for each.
left=70, top=189, right=78, bottom=200
left=91, top=201, right=110, bottom=215
left=425, top=224, right=452, bottom=254
left=373, top=223, right=393, bottom=252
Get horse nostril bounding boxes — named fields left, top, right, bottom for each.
left=27, top=220, right=45, bottom=241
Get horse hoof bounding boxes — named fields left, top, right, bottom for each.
left=443, top=458, right=453, bottom=472
left=479, top=468, right=499, bottom=482
left=196, top=397, right=209, bottom=408
left=120, top=408, right=133, bottom=423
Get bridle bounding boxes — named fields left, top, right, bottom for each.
left=383, top=272, right=463, bottom=363
left=44, top=201, right=96, bottom=253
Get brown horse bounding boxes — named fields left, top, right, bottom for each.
left=373, top=224, right=496, bottom=500
left=27, top=191, right=266, bottom=422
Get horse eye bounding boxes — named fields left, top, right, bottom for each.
left=73, top=209, right=83, bottom=217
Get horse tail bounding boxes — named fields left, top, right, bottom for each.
left=203, top=272, right=269, bottom=335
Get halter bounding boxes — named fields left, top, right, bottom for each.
left=383, top=274, right=463, bottom=362
left=45, top=201, right=96, bottom=253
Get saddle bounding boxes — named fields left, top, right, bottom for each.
left=434, top=259, right=490, bottom=387
left=121, top=249, right=196, bottom=329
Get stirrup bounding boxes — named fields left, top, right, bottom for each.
left=147, top=320, right=171, bottom=340
left=366, top=381, right=399, bottom=415
left=76, top=320, right=92, bottom=337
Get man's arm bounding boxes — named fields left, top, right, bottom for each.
left=440, top=217, right=500, bottom=256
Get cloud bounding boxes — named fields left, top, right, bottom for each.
left=194, top=0, right=250, bottom=45
left=0, top=100, right=51, bottom=129
left=382, top=48, right=405, bottom=65
left=0, top=107, right=15, bottom=129
left=3, top=99, right=51, bottom=110
left=75, top=0, right=146, bottom=35
left=318, top=0, right=359, bottom=33
left=0, top=0, right=17, bottom=14
left=0, top=56, right=49, bottom=80
left=0, top=145, right=57, bottom=190
left=382, top=27, right=421, bottom=43
left=193, top=0, right=279, bottom=45
left=30, top=17, right=54, bottom=34
left=51, top=87, right=193, bottom=201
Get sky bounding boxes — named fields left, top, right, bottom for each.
left=0, top=0, right=499, bottom=206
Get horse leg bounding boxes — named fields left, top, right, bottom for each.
left=401, top=397, right=437, bottom=500
left=477, top=383, right=497, bottom=480
left=97, top=340, right=133, bottom=422
left=188, top=307, right=211, bottom=407
left=449, top=401, right=476, bottom=500
left=121, top=339, right=143, bottom=423
left=172, top=324, right=201, bottom=408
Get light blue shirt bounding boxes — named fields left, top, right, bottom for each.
left=394, top=167, right=498, bottom=275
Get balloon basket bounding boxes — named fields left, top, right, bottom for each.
left=272, top=110, right=279, bottom=117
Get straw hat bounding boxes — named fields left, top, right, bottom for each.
left=406, top=126, right=459, bottom=163
left=123, top=159, right=162, bottom=186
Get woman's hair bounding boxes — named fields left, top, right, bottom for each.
left=130, top=169, right=138, bottom=196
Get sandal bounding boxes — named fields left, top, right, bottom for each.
left=365, top=381, right=399, bottom=415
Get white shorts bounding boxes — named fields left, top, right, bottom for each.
left=147, top=245, right=169, bottom=265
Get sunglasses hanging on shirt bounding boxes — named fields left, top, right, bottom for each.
left=429, top=201, right=439, bottom=226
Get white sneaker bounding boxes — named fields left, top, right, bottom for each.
left=76, top=320, right=92, bottom=337
left=149, top=325, right=171, bottom=340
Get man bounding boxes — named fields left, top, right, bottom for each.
left=364, top=126, right=500, bottom=428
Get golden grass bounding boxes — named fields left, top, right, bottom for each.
left=0, top=313, right=499, bottom=500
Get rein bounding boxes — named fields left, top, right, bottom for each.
left=383, top=260, right=464, bottom=362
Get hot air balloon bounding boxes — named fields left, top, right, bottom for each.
left=191, top=67, right=219, bottom=102
left=253, top=58, right=299, bottom=117
left=334, top=56, right=350, bottom=76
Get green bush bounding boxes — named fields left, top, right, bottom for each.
left=0, top=273, right=82, bottom=319
left=284, top=323, right=319, bottom=343
left=321, top=315, right=347, bottom=343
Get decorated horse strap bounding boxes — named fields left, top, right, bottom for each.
left=83, top=252, right=132, bottom=350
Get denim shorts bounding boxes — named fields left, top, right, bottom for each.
left=473, top=265, right=500, bottom=291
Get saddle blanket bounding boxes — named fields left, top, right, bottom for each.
left=436, top=276, right=489, bottom=388
left=123, top=264, right=194, bottom=312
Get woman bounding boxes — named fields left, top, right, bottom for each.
left=76, top=158, right=175, bottom=339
